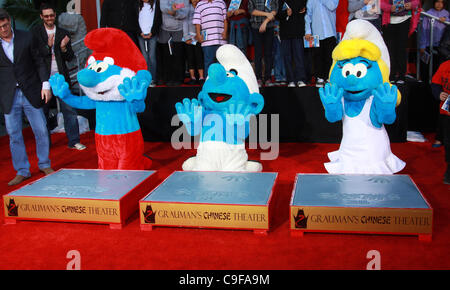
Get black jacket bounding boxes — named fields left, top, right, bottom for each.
left=100, top=0, right=140, bottom=33
left=0, top=29, right=49, bottom=114
left=31, top=23, right=75, bottom=86
left=138, top=0, right=162, bottom=37
left=276, top=0, right=307, bottom=40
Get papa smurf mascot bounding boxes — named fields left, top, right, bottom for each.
left=319, top=20, right=405, bottom=174
left=50, top=28, right=152, bottom=170
left=175, top=44, right=264, bottom=171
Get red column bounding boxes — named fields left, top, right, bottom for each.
left=81, top=0, right=103, bottom=32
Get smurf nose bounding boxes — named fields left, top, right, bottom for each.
left=77, top=68, right=99, bottom=88
left=207, top=63, right=227, bottom=85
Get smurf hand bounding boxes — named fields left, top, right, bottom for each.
left=118, top=70, right=151, bottom=102
left=226, top=102, right=252, bottom=126
left=49, top=73, right=71, bottom=99
left=370, top=82, right=397, bottom=128
left=175, top=98, right=203, bottom=125
left=136, top=70, right=152, bottom=86
left=319, top=83, right=344, bottom=123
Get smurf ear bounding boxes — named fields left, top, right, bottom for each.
left=103, top=57, right=114, bottom=65
left=87, top=56, right=96, bottom=65
left=249, top=93, right=264, bottom=115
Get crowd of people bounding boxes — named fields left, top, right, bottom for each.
left=95, top=0, right=448, bottom=89
left=0, top=0, right=449, bottom=185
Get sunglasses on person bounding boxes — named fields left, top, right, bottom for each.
left=41, top=13, right=56, bottom=19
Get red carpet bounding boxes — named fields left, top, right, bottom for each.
left=0, top=128, right=449, bottom=270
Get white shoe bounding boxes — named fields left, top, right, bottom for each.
left=316, top=78, right=325, bottom=87
left=297, top=81, right=306, bottom=87
left=288, top=82, right=296, bottom=87
left=70, top=143, right=86, bottom=150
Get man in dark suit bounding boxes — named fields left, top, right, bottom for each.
left=31, top=3, right=86, bottom=151
left=0, top=8, right=54, bottom=186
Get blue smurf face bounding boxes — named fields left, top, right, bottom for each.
left=330, top=56, right=383, bottom=101
left=198, top=63, right=252, bottom=112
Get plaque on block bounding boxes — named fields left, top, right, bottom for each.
left=3, top=169, right=156, bottom=229
left=290, top=174, right=433, bottom=241
left=139, top=171, right=277, bottom=234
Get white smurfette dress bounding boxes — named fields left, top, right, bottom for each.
left=325, top=96, right=406, bottom=174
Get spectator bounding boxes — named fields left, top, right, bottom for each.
left=183, top=0, right=205, bottom=85
left=158, top=0, right=189, bottom=86
left=0, top=9, right=54, bottom=186
left=31, top=3, right=86, bottom=151
left=248, top=0, right=279, bottom=87
left=380, top=0, right=420, bottom=84
left=430, top=59, right=450, bottom=184
left=305, top=0, right=339, bottom=87
left=336, top=0, right=350, bottom=37
left=272, top=21, right=287, bottom=86
left=277, top=0, right=308, bottom=87
left=193, top=0, right=228, bottom=77
left=100, top=0, right=141, bottom=46
left=226, top=0, right=250, bottom=55
left=58, top=9, right=90, bottom=94
left=433, top=23, right=450, bottom=148
left=348, top=0, right=382, bottom=31
left=138, top=0, right=162, bottom=86
left=419, top=0, right=449, bottom=81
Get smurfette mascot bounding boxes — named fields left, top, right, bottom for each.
left=49, top=28, right=152, bottom=170
left=175, top=44, right=264, bottom=171
left=319, top=20, right=405, bottom=174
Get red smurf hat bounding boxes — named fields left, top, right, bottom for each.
left=84, top=28, right=147, bottom=72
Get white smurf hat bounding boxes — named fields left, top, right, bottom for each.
left=216, top=44, right=259, bottom=94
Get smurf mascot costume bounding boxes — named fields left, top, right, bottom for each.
left=319, top=20, right=405, bottom=174
left=176, top=44, right=264, bottom=171
left=49, top=28, right=152, bottom=170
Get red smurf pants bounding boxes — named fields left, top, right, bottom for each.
left=95, top=129, right=151, bottom=170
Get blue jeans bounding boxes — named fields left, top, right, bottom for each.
left=4, top=89, right=51, bottom=177
left=281, top=38, right=307, bottom=83
left=138, top=35, right=158, bottom=80
left=229, top=18, right=250, bottom=55
left=272, top=38, right=286, bottom=81
left=202, top=45, right=220, bottom=77
left=251, top=27, right=274, bottom=81
left=58, top=97, right=81, bottom=147
left=44, top=96, right=80, bottom=147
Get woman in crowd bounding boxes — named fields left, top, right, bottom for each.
left=138, top=0, right=162, bottom=87
left=183, top=0, right=205, bottom=84
left=226, top=0, right=251, bottom=56
left=381, top=0, right=420, bottom=84
left=157, top=0, right=189, bottom=86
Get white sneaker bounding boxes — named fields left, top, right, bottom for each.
left=316, top=78, right=325, bottom=87
left=70, top=143, right=86, bottom=150
left=288, top=82, right=296, bottom=87
left=297, top=81, right=306, bottom=87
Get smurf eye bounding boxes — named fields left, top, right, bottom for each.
left=229, top=69, right=238, bottom=75
left=354, top=63, right=367, bottom=78
left=341, top=63, right=354, bottom=78
left=94, top=62, right=109, bottom=73
left=226, top=71, right=236, bottom=77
